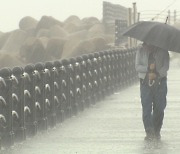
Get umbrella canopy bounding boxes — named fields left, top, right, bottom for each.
left=122, top=21, right=180, bottom=53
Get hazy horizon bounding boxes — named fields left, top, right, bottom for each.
left=0, top=0, right=179, bottom=32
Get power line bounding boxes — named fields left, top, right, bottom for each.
left=140, top=10, right=165, bottom=12
left=142, top=14, right=168, bottom=16
left=151, top=0, right=177, bottom=21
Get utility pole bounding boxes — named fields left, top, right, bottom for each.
left=137, top=12, right=140, bottom=22
left=133, top=2, right=137, bottom=24
left=133, top=2, right=137, bottom=46
left=168, top=10, right=171, bottom=24
left=127, top=8, right=132, bottom=48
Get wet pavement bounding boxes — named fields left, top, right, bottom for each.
left=2, top=63, right=180, bottom=154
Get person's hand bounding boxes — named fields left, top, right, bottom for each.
left=148, top=73, right=156, bottom=80
left=149, top=63, right=155, bottom=70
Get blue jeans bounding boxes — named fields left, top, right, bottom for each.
left=140, top=77, right=167, bottom=136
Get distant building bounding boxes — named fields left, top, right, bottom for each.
left=102, top=1, right=128, bottom=46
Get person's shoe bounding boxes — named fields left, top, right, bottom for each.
left=144, top=134, right=154, bottom=141
left=154, top=133, right=161, bottom=140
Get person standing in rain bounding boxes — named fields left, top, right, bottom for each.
left=135, top=42, right=169, bottom=141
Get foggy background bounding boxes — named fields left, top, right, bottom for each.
left=0, top=0, right=179, bottom=68
left=0, top=0, right=179, bottom=32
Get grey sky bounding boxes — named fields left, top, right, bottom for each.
left=0, top=0, right=179, bottom=32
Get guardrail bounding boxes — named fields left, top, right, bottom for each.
left=0, top=47, right=138, bottom=148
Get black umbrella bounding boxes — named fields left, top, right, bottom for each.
left=122, top=21, right=180, bottom=53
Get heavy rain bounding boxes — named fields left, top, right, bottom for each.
left=0, top=0, right=180, bottom=154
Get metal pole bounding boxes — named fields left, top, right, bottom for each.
left=128, top=8, right=132, bottom=48
left=168, top=10, right=171, bottom=24
left=133, top=2, right=137, bottom=46
left=137, top=12, right=140, bottom=22
left=133, top=2, right=137, bottom=24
